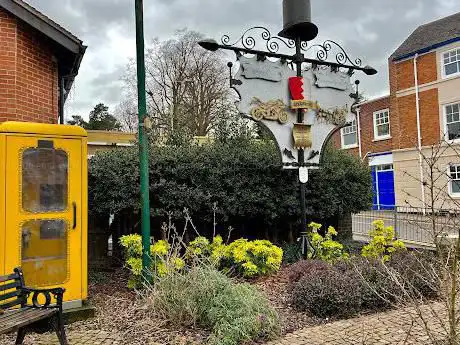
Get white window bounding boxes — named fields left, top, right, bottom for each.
left=449, top=165, right=460, bottom=197
left=341, top=119, right=357, bottom=149
left=373, top=109, right=390, bottom=140
left=443, top=48, right=460, bottom=78
left=445, top=103, right=460, bottom=141
left=375, top=164, right=394, bottom=172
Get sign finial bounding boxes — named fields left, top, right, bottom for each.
left=279, top=0, right=318, bottom=41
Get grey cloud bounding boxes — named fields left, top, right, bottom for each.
left=91, top=66, right=125, bottom=87
left=25, top=0, right=460, bottom=115
left=28, top=0, right=132, bottom=32
left=98, top=84, right=125, bottom=105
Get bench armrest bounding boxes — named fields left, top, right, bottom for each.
left=22, top=287, right=65, bottom=310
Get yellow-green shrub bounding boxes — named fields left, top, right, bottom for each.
left=362, top=220, right=406, bottom=262
left=308, top=222, right=348, bottom=263
left=119, top=234, right=184, bottom=288
left=121, top=234, right=283, bottom=285
left=222, top=238, right=283, bottom=278
left=188, top=236, right=283, bottom=278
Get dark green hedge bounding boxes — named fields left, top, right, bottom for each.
left=88, top=138, right=372, bottom=239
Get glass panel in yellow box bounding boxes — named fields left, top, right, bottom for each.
left=21, top=220, right=68, bottom=287
left=22, top=148, right=68, bottom=213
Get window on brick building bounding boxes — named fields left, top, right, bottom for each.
left=449, top=164, right=460, bottom=197
left=445, top=103, right=460, bottom=140
left=443, top=48, right=460, bottom=78
left=341, top=119, right=358, bottom=149
left=373, top=109, right=390, bottom=140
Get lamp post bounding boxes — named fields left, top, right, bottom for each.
left=135, top=0, right=151, bottom=274
left=199, top=0, right=376, bottom=256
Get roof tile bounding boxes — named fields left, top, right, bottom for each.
left=392, top=12, right=460, bottom=60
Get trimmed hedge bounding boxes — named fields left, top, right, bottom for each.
left=89, top=139, right=372, bottom=240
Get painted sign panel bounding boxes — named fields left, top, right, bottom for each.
left=233, top=56, right=353, bottom=169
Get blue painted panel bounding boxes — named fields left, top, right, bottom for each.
left=378, top=170, right=395, bottom=210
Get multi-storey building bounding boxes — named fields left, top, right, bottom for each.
left=333, top=12, right=460, bottom=211
left=0, top=0, right=85, bottom=124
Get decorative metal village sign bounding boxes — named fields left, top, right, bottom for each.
left=199, top=0, right=377, bottom=249
left=234, top=55, right=352, bottom=169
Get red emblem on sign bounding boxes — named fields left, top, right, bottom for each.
left=288, top=76, right=319, bottom=110
left=288, top=77, right=304, bottom=100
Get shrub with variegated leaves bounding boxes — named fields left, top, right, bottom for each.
left=121, top=234, right=283, bottom=286
left=308, top=222, right=348, bottom=263
left=222, top=238, right=283, bottom=278
left=188, top=236, right=283, bottom=278
left=362, top=220, right=406, bottom=262
left=119, top=234, right=185, bottom=288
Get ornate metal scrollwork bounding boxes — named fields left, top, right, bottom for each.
left=304, top=40, right=362, bottom=67
left=221, top=26, right=296, bottom=54
left=219, top=27, right=366, bottom=72
left=300, top=41, right=309, bottom=51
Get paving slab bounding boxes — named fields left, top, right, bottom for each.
left=267, top=302, right=447, bottom=345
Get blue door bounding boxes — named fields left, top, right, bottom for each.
left=372, top=164, right=396, bottom=210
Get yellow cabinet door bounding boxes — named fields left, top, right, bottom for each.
left=4, top=135, right=82, bottom=302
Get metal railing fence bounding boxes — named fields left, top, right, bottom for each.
left=352, top=206, right=460, bottom=248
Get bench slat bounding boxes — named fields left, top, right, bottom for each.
left=0, top=308, right=57, bottom=334
left=0, top=298, right=23, bottom=309
left=0, top=269, right=65, bottom=339
left=0, top=310, right=28, bottom=326
left=0, top=281, right=21, bottom=292
left=0, top=290, right=23, bottom=301
left=0, top=273, right=20, bottom=283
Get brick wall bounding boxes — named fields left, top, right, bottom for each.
left=419, top=88, right=440, bottom=146
left=330, top=128, right=342, bottom=149
left=388, top=60, right=400, bottom=149
left=417, top=53, right=438, bottom=85
left=0, top=7, right=58, bottom=124
left=0, top=10, right=16, bottom=123
left=394, top=52, right=437, bottom=92
left=329, top=124, right=359, bottom=156
left=395, top=59, right=414, bottom=91
left=390, top=52, right=440, bottom=149
left=330, top=96, right=392, bottom=157
left=395, top=89, right=440, bottom=148
left=358, top=97, right=392, bottom=156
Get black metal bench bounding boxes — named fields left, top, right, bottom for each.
left=0, top=268, right=68, bottom=345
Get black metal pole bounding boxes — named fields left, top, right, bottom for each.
left=294, top=37, right=308, bottom=257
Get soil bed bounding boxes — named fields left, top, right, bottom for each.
left=1, top=266, right=323, bottom=344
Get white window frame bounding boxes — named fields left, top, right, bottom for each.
left=340, top=119, right=358, bottom=149
left=444, top=102, right=460, bottom=142
left=442, top=47, right=460, bottom=79
left=448, top=164, right=460, bottom=198
left=373, top=109, right=391, bottom=141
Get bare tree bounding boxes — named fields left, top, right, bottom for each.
left=402, top=139, right=460, bottom=345
left=114, top=97, right=138, bottom=133
left=123, top=29, right=233, bottom=139
left=359, top=137, right=460, bottom=344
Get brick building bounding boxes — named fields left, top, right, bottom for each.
left=333, top=12, right=460, bottom=210
left=0, top=0, right=85, bottom=124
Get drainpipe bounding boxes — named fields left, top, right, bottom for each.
left=58, top=73, right=78, bottom=125
left=414, top=53, right=426, bottom=212
left=58, top=76, right=65, bottom=124
left=356, top=107, right=363, bottom=158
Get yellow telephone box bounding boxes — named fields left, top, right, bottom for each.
left=0, top=122, right=88, bottom=310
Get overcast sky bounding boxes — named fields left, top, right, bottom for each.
left=27, top=0, right=460, bottom=119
